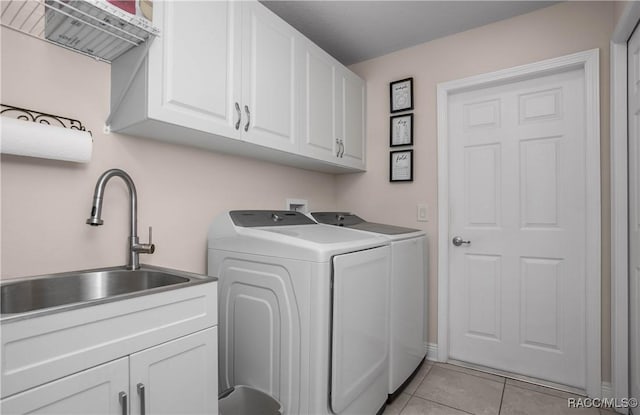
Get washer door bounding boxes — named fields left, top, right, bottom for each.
left=331, top=245, right=390, bottom=414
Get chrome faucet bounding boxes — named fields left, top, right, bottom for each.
left=86, top=168, right=155, bottom=270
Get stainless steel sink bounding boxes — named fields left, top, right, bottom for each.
left=1, top=265, right=215, bottom=321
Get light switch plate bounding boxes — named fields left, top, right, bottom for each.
left=417, top=204, right=428, bottom=222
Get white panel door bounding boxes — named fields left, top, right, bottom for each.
left=0, top=358, right=128, bottom=415
left=241, top=2, right=299, bottom=153
left=448, top=68, right=588, bottom=388
left=628, top=25, right=640, bottom=410
left=148, top=0, right=241, bottom=138
left=331, top=246, right=390, bottom=414
left=130, top=328, right=217, bottom=415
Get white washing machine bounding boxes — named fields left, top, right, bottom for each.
left=208, top=210, right=391, bottom=415
left=310, top=212, right=427, bottom=399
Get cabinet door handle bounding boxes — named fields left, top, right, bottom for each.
left=336, top=138, right=341, bottom=157
left=244, top=105, right=250, bottom=132
left=235, top=102, right=241, bottom=130
left=339, top=139, right=345, bottom=158
left=119, top=391, right=128, bottom=415
left=137, top=383, right=146, bottom=415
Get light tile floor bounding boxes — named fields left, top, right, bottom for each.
left=384, top=362, right=617, bottom=415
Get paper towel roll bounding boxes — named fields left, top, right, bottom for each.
left=1, top=117, right=92, bottom=163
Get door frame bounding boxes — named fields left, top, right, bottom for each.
left=436, top=49, right=601, bottom=397
left=611, top=3, right=640, bottom=412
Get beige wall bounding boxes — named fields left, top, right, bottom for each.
left=339, top=1, right=615, bottom=381
left=0, top=27, right=337, bottom=278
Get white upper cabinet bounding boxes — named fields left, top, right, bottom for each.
left=299, top=41, right=366, bottom=170
left=299, top=40, right=339, bottom=163
left=241, top=2, right=299, bottom=153
left=109, top=0, right=365, bottom=173
left=148, top=0, right=241, bottom=138
left=338, top=68, right=366, bottom=169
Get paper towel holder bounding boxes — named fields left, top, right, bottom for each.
left=1, top=104, right=92, bottom=137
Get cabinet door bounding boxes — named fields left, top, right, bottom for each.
left=241, top=1, right=299, bottom=153
left=299, top=40, right=339, bottom=163
left=148, top=0, right=242, bottom=138
left=337, top=68, right=366, bottom=170
left=130, top=327, right=218, bottom=415
left=0, top=358, right=128, bottom=415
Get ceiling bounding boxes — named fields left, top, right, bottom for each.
left=260, top=1, right=558, bottom=65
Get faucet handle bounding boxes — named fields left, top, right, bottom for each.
left=146, top=226, right=155, bottom=254
left=133, top=226, right=155, bottom=255
left=131, top=226, right=156, bottom=254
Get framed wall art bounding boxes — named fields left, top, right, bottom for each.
left=390, top=113, right=413, bottom=147
left=390, top=77, right=413, bottom=113
left=390, top=149, right=413, bottom=182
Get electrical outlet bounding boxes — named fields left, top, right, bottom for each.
left=417, top=204, right=428, bottom=222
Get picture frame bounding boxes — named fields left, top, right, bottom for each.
left=390, top=113, right=413, bottom=147
left=390, top=77, right=413, bottom=113
left=390, top=149, right=413, bottom=182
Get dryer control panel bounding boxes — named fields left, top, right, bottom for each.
left=230, top=210, right=316, bottom=227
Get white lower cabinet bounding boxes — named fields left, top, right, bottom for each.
left=1, top=328, right=218, bottom=415
left=130, top=327, right=218, bottom=415
left=1, top=358, right=129, bottom=415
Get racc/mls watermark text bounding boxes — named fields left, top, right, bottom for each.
left=568, top=397, right=638, bottom=410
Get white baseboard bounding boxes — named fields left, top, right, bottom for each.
left=425, top=342, right=439, bottom=362
left=603, top=381, right=629, bottom=414
left=601, top=381, right=613, bottom=399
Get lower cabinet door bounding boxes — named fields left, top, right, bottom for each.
left=130, top=327, right=218, bottom=415
left=0, top=357, right=129, bottom=415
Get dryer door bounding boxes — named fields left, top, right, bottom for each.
left=331, top=245, right=390, bottom=414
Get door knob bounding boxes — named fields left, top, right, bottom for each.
left=452, top=236, right=471, bottom=246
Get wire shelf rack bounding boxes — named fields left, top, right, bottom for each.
left=1, top=0, right=159, bottom=62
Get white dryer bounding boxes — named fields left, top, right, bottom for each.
left=310, top=212, right=427, bottom=399
left=208, top=210, right=391, bottom=415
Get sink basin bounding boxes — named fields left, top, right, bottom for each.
left=1, top=265, right=214, bottom=321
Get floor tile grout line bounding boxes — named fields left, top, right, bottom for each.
left=407, top=364, right=432, bottom=397
left=409, top=394, right=475, bottom=415
left=506, top=381, right=583, bottom=402
left=396, top=395, right=410, bottom=415
left=498, top=377, right=506, bottom=415
left=447, top=361, right=584, bottom=396
left=435, top=363, right=506, bottom=385
left=413, top=364, right=505, bottom=414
